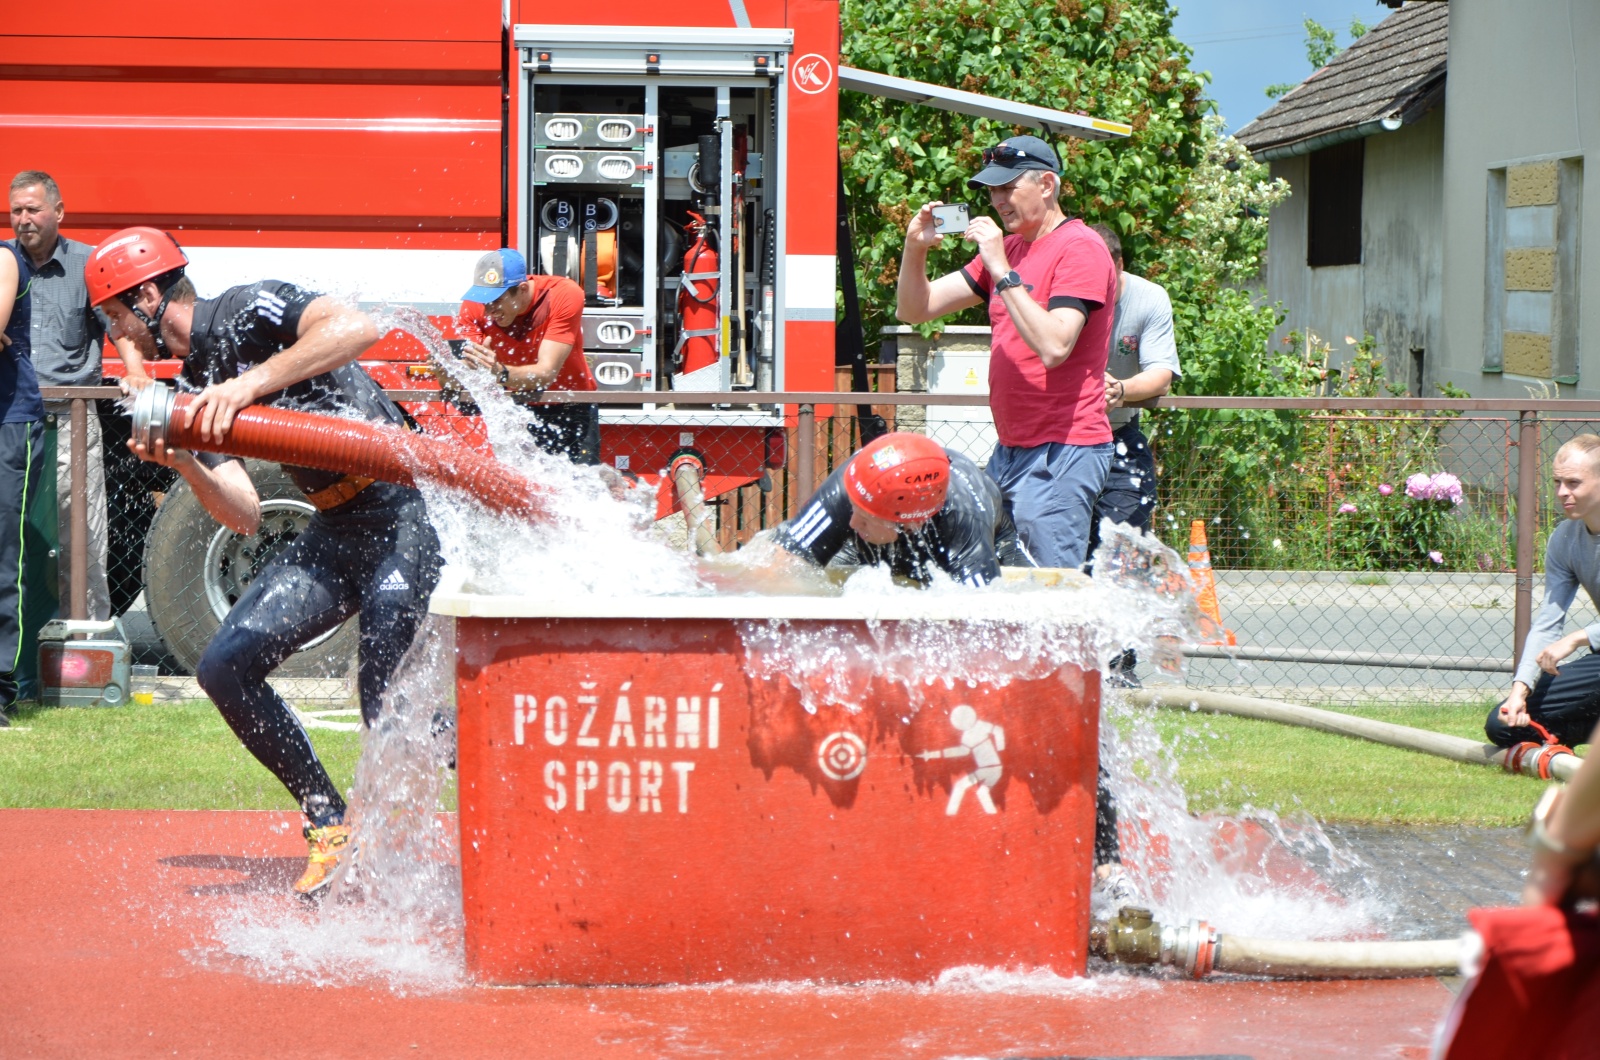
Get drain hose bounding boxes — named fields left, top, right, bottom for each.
left=1092, top=909, right=1465, bottom=979
left=670, top=451, right=718, bottom=556
left=1212, top=934, right=1463, bottom=978
left=131, top=384, right=551, bottom=519
left=1127, top=687, right=1580, bottom=782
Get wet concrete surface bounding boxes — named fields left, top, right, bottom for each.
left=1327, top=824, right=1526, bottom=940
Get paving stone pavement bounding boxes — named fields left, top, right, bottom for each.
left=1325, top=824, right=1528, bottom=939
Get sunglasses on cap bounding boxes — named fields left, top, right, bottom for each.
left=982, top=144, right=1049, bottom=167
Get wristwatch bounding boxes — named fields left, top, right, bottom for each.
left=994, top=270, right=1025, bottom=293
left=497, top=364, right=511, bottom=387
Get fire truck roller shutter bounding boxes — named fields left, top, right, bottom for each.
left=143, top=459, right=358, bottom=678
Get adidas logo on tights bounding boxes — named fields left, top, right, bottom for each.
left=379, top=570, right=409, bottom=592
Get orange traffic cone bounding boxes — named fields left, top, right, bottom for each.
left=1188, top=520, right=1237, bottom=647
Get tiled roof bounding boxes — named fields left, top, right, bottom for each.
left=1235, top=3, right=1448, bottom=159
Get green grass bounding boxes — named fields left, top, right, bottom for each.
left=1144, top=701, right=1554, bottom=828
left=0, top=698, right=1551, bottom=828
left=0, top=700, right=365, bottom=811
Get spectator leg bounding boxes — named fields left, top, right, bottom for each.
left=985, top=441, right=1112, bottom=570
left=0, top=420, right=44, bottom=706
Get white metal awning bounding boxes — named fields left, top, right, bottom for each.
left=838, top=66, right=1130, bottom=141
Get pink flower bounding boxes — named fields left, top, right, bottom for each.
left=1378, top=483, right=1394, bottom=497
left=1338, top=502, right=1357, bottom=514
left=1405, top=473, right=1432, bottom=500
left=1428, top=550, right=1444, bottom=564
left=1429, top=472, right=1464, bottom=506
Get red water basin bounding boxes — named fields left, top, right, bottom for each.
left=438, top=592, right=1102, bottom=986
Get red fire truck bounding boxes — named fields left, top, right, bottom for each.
left=1, top=1, right=1126, bottom=673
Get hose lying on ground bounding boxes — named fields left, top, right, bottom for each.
left=1211, top=934, right=1463, bottom=978
left=1093, top=906, right=1465, bottom=979
left=1126, top=686, right=1580, bottom=781
left=131, top=385, right=552, bottom=519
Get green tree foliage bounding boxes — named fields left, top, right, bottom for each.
left=1265, top=16, right=1371, bottom=99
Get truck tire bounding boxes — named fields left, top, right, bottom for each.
left=142, top=459, right=358, bottom=677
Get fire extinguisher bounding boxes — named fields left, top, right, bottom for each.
left=674, top=210, right=720, bottom=375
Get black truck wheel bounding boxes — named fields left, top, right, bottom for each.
left=142, top=459, right=357, bottom=677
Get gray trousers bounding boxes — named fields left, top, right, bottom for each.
left=46, top=402, right=109, bottom=621
left=985, top=439, right=1113, bottom=569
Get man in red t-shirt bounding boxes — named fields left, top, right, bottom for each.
left=895, top=135, right=1117, bottom=570
left=457, top=248, right=600, bottom=464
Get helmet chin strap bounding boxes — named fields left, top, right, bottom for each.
left=119, top=285, right=177, bottom=359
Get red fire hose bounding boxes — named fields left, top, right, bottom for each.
left=133, top=385, right=552, bottom=519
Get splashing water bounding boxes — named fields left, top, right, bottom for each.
left=207, top=615, right=465, bottom=993
left=200, top=313, right=1388, bottom=992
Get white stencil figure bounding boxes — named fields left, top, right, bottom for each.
left=917, top=704, right=1005, bottom=815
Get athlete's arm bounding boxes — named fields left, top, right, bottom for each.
left=127, top=439, right=260, bottom=535
left=112, top=334, right=153, bottom=392
left=185, top=295, right=380, bottom=443
left=773, top=468, right=855, bottom=567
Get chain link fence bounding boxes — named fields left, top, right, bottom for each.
left=52, top=387, right=1600, bottom=712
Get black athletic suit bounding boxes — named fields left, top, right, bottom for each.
left=774, top=449, right=1024, bottom=586
left=182, top=282, right=442, bottom=827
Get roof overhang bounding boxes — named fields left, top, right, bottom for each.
left=838, top=66, right=1131, bottom=141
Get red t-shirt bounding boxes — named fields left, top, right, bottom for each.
left=961, top=219, right=1117, bottom=448
left=458, top=274, right=596, bottom=393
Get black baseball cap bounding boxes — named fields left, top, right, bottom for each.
left=967, top=135, right=1062, bottom=189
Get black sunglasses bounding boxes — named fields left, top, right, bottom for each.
left=982, top=144, right=1037, bottom=166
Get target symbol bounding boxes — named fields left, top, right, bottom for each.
left=817, top=731, right=868, bottom=781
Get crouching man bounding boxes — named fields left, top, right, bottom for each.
left=1489, top=435, right=1600, bottom=751
left=87, top=227, right=442, bottom=896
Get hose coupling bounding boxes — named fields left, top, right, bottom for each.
left=130, top=381, right=178, bottom=454
left=1090, top=906, right=1217, bottom=978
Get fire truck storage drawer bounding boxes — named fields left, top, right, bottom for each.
left=582, top=310, right=646, bottom=350
left=585, top=352, right=646, bottom=391
left=535, top=113, right=647, bottom=151
left=535, top=149, right=646, bottom=186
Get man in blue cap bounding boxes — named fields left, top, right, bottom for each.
left=455, top=248, right=599, bottom=464
left=894, top=134, right=1118, bottom=573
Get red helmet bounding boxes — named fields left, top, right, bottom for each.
left=843, top=433, right=950, bottom=522
left=85, top=227, right=188, bottom=307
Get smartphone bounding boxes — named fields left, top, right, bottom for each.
left=930, top=203, right=969, bottom=235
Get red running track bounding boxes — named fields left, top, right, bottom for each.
left=0, top=809, right=1451, bottom=1059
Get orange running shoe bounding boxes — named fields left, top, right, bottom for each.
left=293, top=823, right=353, bottom=897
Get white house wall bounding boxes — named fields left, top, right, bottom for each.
left=1438, top=0, right=1598, bottom=398
left=1263, top=111, right=1443, bottom=388
left=1362, top=107, right=1446, bottom=391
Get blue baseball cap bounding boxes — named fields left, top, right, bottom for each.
left=462, top=248, right=528, bottom=304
